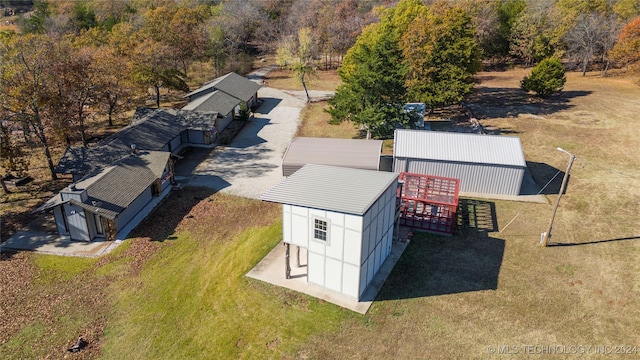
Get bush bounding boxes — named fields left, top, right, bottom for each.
left=521, top=58, right=566, bottom=97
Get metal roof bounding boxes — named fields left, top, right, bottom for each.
left=393, top=129, right=526, bottom=167
left=282, top=137, right=382, bottom=176
left=260, top=164, right=398, bottom=216
left=185, top=72, right=261, bottom=102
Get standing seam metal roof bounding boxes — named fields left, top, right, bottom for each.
left=260, top=164, right=398, bottom=215
left=282, top=137, right=382, bottom=174
left=393, top=129, right=526, bottom=167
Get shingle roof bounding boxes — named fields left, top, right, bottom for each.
left=393, top=129, right=526, bottom=167
left=260, top=164, right=398, bottom=216
left=71, top=151, right=170, bottom=219
left=55, top=108, right=217, bottom=177
left=184, top=72, right=261, bottom=102
left=182, top=90, right=239, bottom=115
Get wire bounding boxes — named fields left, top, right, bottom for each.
left=577, top=159, right=640, bottom=181
left=537, top=170, right=562, bottom=195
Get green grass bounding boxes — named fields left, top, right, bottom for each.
left=32, top=254, right=97, bottom=284
left=101, top=221, right=352, bottom=359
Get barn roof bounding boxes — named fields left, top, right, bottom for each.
left=281, top=137, right=382, bottom=176
left=260, top=164, right=398, bottom=216
left=393, top=130, right=526, bottom=167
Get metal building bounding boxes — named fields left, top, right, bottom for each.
left=260, top=164, right=399, bottom=300
left=393, top=129, right=526, bottom=196
left=281, top=137, right=383, bottom=176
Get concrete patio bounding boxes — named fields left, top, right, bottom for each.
left=246, top=240, right=409, bottom=314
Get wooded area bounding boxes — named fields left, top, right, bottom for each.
left=1, top=0, right=640, bottom=182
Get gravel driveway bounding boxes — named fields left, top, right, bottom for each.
left=186, top=74, right=334, bottom=199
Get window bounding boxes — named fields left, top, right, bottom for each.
left=313, top=219, right=327, bottom=241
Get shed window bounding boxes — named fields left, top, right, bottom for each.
left=313, top=219, right=327, bottom=241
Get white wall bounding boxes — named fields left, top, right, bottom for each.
left=281, top=180, right=397, bottom=300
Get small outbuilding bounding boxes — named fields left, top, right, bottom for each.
left=393, top=129, right=527, bottom=196
left=260, top=164, right=399, bottom=300
left=281, top=137, right=383, bottom=176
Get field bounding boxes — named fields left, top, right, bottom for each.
left=1, top=68, right=639, bottom=359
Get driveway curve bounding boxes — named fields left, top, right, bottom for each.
left=187, top=72, right=334, bottom=199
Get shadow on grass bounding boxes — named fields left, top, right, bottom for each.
left=548, top=235, right=640, bottom=247
left=526, top=161, right=570, bottom=195
left=467, top=87, right=592, bottom=120
left=378, top=199, right=504, bottom=299
left=129, top=187, right=217, bottom=242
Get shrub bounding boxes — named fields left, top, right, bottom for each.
left=521, top=58, right=566, bottom=97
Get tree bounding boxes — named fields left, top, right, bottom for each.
left=0, top=111, right=30, bottom=194
left=401, top=3, right=481, bottom=108
left=510, top=3, right=562, bottom=66
left=276, top=27, right=316, bottom=102
left=565, top=13, right=621, bottom=76
left=0, top=34, right=58, bottom=179
left=327, top=1, right=412, bottom=139
left=521, top=57, right=566, bottom=97
left=610, top=16, right=640, bottom=71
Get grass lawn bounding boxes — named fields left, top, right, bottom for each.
left=1, top=68, right=639, bottom=359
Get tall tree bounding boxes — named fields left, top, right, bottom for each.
left=610, top=15, right=640, bottom=70
left=276, top=27, right=316, bottom=102
left=0, top=34, right=58, bottom=179
left=565, top=13, right=621, bottom=76
left=327, top=1, right=412, bottom=139
left=402, top=3, right=481, bottom=108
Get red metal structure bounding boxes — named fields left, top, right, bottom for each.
left=397, top=172, right=460, bottom=235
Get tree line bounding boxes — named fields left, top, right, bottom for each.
left=2, top=0, right=640, bottom=181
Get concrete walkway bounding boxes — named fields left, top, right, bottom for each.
left=1, top=184, right=173, bottom=257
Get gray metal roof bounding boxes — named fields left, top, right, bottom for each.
left=185, top=72, right=261, bottom=102
left=282, top=137, right=382, bottom=176
left=393, top=129, right=526, bottom=167
left=182, top=89, right=239, bottom=115
left=260, top=164, right=398, bottom=216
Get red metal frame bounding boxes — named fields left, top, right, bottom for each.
left=397, top=172, right=460, bottom=235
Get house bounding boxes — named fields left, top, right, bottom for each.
left=37, top=150, right=173, bottom=242
left=393, top=129, right=527, bottom=196
left=184, top=72, right=262, bottom=110
left=182, top=90, right=239, bottom=134
left=55, top=108, right=218, bottom=181
left=260, top=164, right=399, bottom=300
left=281, top=137, right=383, bottom=177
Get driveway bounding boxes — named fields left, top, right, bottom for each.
left=185, top=77, right=334, bottom=199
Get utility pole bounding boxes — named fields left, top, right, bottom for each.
left=541, top=148, right=576, bottom=247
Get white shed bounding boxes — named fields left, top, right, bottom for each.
left=260, top=164, right=399, bottom=300
left=393, top=129, right=527, bottom=196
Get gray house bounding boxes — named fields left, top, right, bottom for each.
left=393, top=129, right=527, bottom=196
left=56, top=108, right=218, bottom=180
left=38, top=151, right=172, bottom=242
left=281, top=137, right=383, bottom=176
left=184, top=72, right=262, bottom=110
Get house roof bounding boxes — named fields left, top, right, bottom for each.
left=55, top=108, right=217, bottom=177
left=182, top=89, right=239, bottom=115
left=282, top=137, right=382, bottom=176
left=73, top=151, right=170, bottom=219
left=184, top=72, right=261, bottom=102
left=393, top=129, right=526, bottom=167
left=260, top=164, right=398, bottom=216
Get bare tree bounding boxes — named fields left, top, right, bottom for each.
left=565, top=12, right=621, bottom=76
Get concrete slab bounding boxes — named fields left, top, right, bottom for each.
left=246, top=240, right=408, bottom=314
